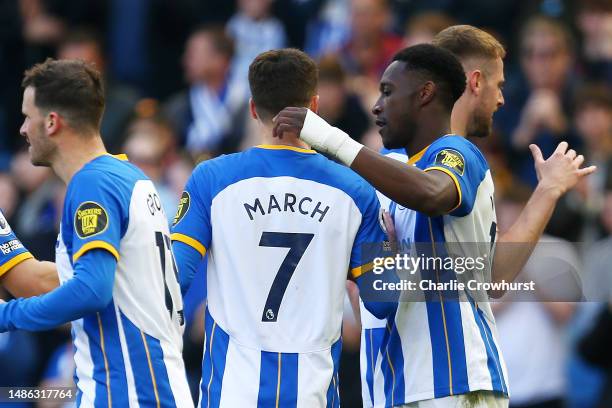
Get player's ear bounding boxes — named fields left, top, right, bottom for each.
left=46, top=111, right=61, bottom=136
left=467, top=70, right=481, bottom=97
left=249, top=98, right=258, bottom=120
left=420, top=81, right=435, bottom=106
left=309, top=95, right=319, bottom=114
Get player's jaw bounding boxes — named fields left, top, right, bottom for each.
left=21, top=124, right=54, bottom=167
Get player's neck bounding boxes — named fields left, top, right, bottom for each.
left=406, top=113, right=452, bottom=156
left=52, top=132, right=107, bottom=184
left=450, top=98, right=469, bottom=137
left=258, top=122, right=311, bottom=150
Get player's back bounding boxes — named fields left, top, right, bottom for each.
left=57, top=155, right=192, bottom=407
left=172, top=145, right=383, bottom=407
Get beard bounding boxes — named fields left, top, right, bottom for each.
left=466, top=109, right=493, bottom=139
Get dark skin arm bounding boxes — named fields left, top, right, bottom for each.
left=273, top=107, right=458, bottom=216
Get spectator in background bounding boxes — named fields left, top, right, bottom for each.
left=496, top=16, right=581, bottom=187
left=576, top=0, right=612, bottom=83
left=226, top=0, right=287, bottom=105
left=10, top=150, right=61, bottom=262
left=317, top=56, right=371, bottom=143
left=333, top=0, right=403, bottom=105
left=403, top=11, right=456, bottom=47
left=0, top=173, right=19, bottom=224
left=122, top=116, right=178, bottom=224
left=57, top=29, right=140, bottom=153
left=163, top=26, right=247, bottom=160
left=544, top=83, right=612, bottom=242
left=494, top=186, right=580, bottom=408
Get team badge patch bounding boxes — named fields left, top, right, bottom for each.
left=0, top=211, right=11, bottom=235
left=173, top=191, right=190, bottom=226
left=434, top=149, right=465, bottom=175
left=75, top=202, right=108, bottom=238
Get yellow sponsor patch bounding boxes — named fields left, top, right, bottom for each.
left=434, top=149, right=465, bottom=175
left=173, top=191, right=190, bottom=226
left=75, top=201, right=109, bottom=238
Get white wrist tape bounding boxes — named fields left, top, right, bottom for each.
left=301, top=109, right=363, bottom=166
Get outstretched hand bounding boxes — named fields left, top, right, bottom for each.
left=529, top=141, right=597, bottom=198
left=272, top=107, right=308, bottom=139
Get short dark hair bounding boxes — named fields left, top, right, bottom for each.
left=248, top=48, right=318, bottom=121
left=22, top=58, right=105, bottom=131
left=392, top=44, right=466, bottom=111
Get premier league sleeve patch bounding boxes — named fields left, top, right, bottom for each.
left=173, top=191, right=190, bottom=226
left=434, top=149, right=465, bottom=176
left=74, top=201, right=109, bottom=239
left=0, top=212, right=11, bottom=236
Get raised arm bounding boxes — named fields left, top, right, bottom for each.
left=491, top=142, right=596, bottom=292
left=273, top=108, right=459, bottom=216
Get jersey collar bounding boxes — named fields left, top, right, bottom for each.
left=407, top=145, right=428, bottom=165
left=256, top=144, right=316, bottom=154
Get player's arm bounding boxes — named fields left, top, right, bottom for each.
left=171, top=165, right=212, bottom=295
left=491, top=142, right=596, bottom=295
left=0, top=213, right=59, bottom=298
left=273, top=108, right=458, bottom=216
left=2, top=259, right=59, bottom=298
left=0, top=248, right=116, bottom=331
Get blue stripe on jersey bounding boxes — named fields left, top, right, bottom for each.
left=364, top=327, right=385, bottom=406
left=386, top=318, right=406, bottom=405
left=416, top=215, right=469, bottom=397
left=257, top=351, right=299, bottom=408
left=325, top=337, right=342, bottom=408
left=468, top=300, right=508, bottom=395
left=82, top=301, right=129, bottom=407
left=120, top=311, right=177, bottom=407
left=143, top=333, right=178, bottom=407
left=98, top=302, right=129, bottom=407
left=201, top=308, right=230, bottom=408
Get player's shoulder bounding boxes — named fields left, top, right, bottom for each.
left=426, top=134, right=489, bottom=172
left=67, top=154, right=149, bottom=205
left=306, top=152, right=380, bottom=211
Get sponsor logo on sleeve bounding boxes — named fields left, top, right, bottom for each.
left=0, top=212, right=11, bottom=235
left=173, top=191, right=190, bottom=226
left=434, top=149, right=465, bottom=175
left=75, top=201, right=109, bottom=238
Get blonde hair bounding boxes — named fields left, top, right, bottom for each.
left=433, top=25, right=506, bottom=61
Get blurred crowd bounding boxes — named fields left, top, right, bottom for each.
left=0, top=0, right=611, bottom=407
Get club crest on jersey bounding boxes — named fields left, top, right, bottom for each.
left=75, top=201, right=108, bottom=238
left=173, top=191, right=190, bottom=226
left=0, top=211, right=11, bottom=235
left=434, top=149, right=465, bottom=175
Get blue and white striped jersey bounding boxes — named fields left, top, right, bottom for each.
left=56, top=155, right=192, bottom=407
left=171, top=145, right=386, bottom=408
left=361, top=135, right=509, bottom=407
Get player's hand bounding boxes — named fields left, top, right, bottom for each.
left=272, top=107, right=308, bottom=139
left=382, top=210, right=396, bottom=243
left=530, top=141, right=597, bottom=198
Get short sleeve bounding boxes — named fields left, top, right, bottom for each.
left=349, top=185, right=387, bottom=279
left=421, top=137, right=488, bottom=217
left=170, top=165, right=212, bottom=257
left=67, top=171, right=125, bottom=263
left=0, top=210, right=33, bottom=276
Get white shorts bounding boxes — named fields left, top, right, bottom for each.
left=397, top=391, right=509, bottom=408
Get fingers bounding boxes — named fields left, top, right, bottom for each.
left=577, top=165, right=597, bottom=177
left=382, top=210, right=396, bottom=243
left=529, top=144, right=544, bottom=163
left=566, top=149, right=577, bottom=160
left=574, top=154, right=584, bottom=167
left=554, top=141, right=569, bottom=155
